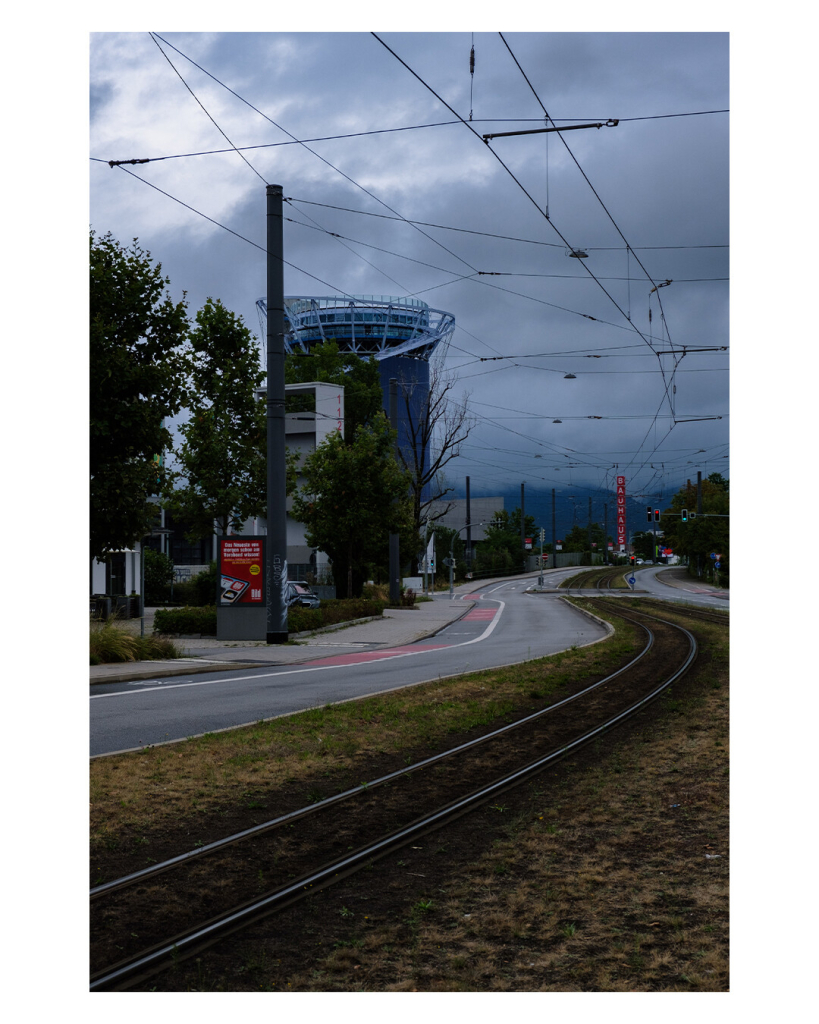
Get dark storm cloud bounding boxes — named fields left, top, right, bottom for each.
left=90, top=31, right=729, bottom=517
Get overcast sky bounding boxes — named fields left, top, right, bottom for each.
left=89, top=29, right=729, bottom=534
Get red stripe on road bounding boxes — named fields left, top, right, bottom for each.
left=462, top=608, right=497, bottom=620
left=303, top=644, right=450, bottom=667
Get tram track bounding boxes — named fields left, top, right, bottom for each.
left=90, top=603, right=698, bottom=991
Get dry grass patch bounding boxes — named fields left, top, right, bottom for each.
left=90, top=607, right=640, bottom=860
left=265, top=613, right=728, bottom=993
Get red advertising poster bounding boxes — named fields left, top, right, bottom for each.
left=616, top=475, right=627, bottom=551
left=218, top=538, right=265, bottom=606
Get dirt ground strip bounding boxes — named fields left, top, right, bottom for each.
left=91, top=602, right=728, bottom=991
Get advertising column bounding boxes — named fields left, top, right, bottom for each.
left=217, top=537, right=267, bottom=640
left=616, top=476, right=627, bottom=553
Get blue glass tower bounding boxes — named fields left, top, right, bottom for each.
left=256, top=294, right=456, bottom=485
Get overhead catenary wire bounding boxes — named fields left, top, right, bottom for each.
left=148, top=33, right=268, bottom=186
left=495, top=31, right=681, bottom=423
left=97, top=109, right=729, bottom=166
left=92, top=33, right=726, bottom=495
left=370, top=32, right=681, bottom=380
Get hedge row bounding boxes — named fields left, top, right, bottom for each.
left=153, top=606, right=217, bottom=635
left=152, top=597, right=386, bottom=637
left=288, top=597, right=386, bottom=634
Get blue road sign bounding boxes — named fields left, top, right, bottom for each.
left=710, top=552, right=717, bottom=559
left=627, top=575, right=636, bottom=586
left=714, top=561, right=720, bottom=569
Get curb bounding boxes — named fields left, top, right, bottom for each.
left=90, top=661, right=264, bottom=685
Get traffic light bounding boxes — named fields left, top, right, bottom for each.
left=654, top=509, right=661, bottom=522
left=681, top=508, right=688, bottom=522
left=630, top=555, right=636, bottom=565
left=646, top=506, right=652, bottom=521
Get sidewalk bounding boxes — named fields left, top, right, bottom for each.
left=90, top=590, right=478, bottom=685
left=90, top=571, right=559, bottom=686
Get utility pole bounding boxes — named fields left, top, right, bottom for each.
left=603, top=502, right=608, bottom=565
left=465, top=476, right=472, bottom=568
left=551, top=489, right=557, bottom=571
left=389, top=378, right=400, bottom=605
left=520, top=482, right=525, bottom=571
left=697, top=471, right=703, bottom=578
left=588, top=497, right=593, bottom=566
left=266, top=184, right=288, bottom=644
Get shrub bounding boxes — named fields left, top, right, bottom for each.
left=190, top=562, right=218, bottom=605
left=171, top=562, right=218, bottom=607
left=90, top=620, right=181, bottom=664
left=144, top=548, right=174, bottom=604
left=150, top=597, right=384, bottom=638
left=153, top=605, right=217, bottom=635
left=288, top=597, right=386, bottom=634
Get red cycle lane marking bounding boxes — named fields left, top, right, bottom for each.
left=302, top=644, right=450, bottom=667
left=462, top=608, right=497, bottom=620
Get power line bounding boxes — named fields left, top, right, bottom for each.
left=496, top=32, right=681, bottom=418
left=96, top=109, right=729, bottom=166
left=285, top=197, right=728, bottom=252
left=148, top=33, right=267, bottom=185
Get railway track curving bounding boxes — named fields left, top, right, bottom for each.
left=90, top=602, right=698, bottom=991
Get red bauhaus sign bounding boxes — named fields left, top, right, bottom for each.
left=616, top=475, right=627, bottom=551
left=218, top=538, right=265, bottom=606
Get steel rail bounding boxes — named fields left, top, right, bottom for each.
left=91, top=616, right=651, bottom=901
left=91, top=611, right=695, bottom=992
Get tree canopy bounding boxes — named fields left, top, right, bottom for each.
left=90, top=231, right=189, bottom=560
left=285, top=341, right=383, bottom=440
left=164, top=298, right=269, bottom=540
left=290, top=416, right=414, bottom=597
left=661, top=474, right=729, bottom=581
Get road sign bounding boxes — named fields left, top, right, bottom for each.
left=710, top=552, right=716, bottom=559
left=627, top=574, right=636, bottom=587
left=714, top=561, right=720, bottom=569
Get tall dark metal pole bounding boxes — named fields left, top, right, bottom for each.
left=696, top=471, right=703, bottom=578
left=552, top=489, right=557, bottom=570
left=266, top=184, right=288, bottom=643
left=388, top=378, right=400, bottom=605
left=588, top=497, right=593, bottom=565
left=465, top=476, right=472, bottom=568
left=520, top=482, right=525, bottom=571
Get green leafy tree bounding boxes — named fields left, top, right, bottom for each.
left=661, top=474, right=729, bottom=582
left=631, top=531, right=656, bottom=561
left=143, top=548, right=174, bottom=604
left=476, top=507, right=538, bottom=571
left=90, top=230, right=189, bottom=559
left=285, top=340, right=383, bottom=439
left=562, top=522, right=608, bottom=562
left=165, top=298, right=270, bottom=540
left=290, top=416, right=414, bottom=598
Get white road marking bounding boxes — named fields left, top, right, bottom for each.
left=91, top=600, right=506, bottom=701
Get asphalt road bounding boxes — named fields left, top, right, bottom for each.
left=628, top=564, right=730, bottom=609
left=90, top=575, right=608, bottom=757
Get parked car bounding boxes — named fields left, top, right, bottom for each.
left=286, top=581, right=321, bottom=609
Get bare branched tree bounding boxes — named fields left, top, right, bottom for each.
left=395, top=358, right=475, bottom=535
